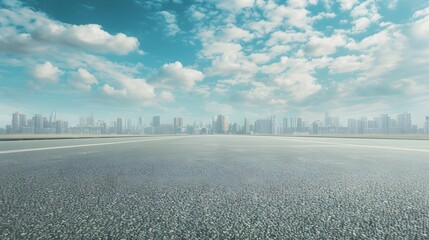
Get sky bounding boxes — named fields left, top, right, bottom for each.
left=0, top=0, right=429, bottom=126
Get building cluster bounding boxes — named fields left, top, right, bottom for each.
left=1, top=111, right=429, bottom=135
left=5, top=111, right=68, bottom=134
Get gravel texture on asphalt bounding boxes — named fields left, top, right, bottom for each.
left=1, top=136, right=429, bottom=239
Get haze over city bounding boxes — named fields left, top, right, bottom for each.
left=1, top=0, right=429, bottom=125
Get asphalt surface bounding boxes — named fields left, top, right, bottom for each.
left=1, top=135, right=429, bottom=239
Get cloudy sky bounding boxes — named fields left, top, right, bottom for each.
left=1, top=0, right=428, bottom=126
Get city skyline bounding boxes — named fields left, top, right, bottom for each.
left=2, top=109, right=429, bottom=135
left=1, top=0, right=429, bottom=124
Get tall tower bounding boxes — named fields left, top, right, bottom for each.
left=152, top=116, right=160, bottom=128
left=425, top=116, right=429, bottom=134
left=243, top=118, right=250, bottom=134
left=12, top=112, right=20, bottom=133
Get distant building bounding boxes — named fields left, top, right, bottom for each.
left=116, top=117, right=124, bottom=134
left=33, top=114, right=44, bottom=134
left=348, top=119, right=358, bottom=134
left=378, top=114, right=390, bottom=134
left=152, top=116, right=160, bottom=128
left=212, top=115, right=229, bottom=134
left=254, top=116, right=275, bottom=135
left=243, top=118, right=250, bottom=134
left=425, top=116, right=429, bottom=134
left=173, top=117, right=184, bottom=134
left=396, top=112, right=412, bottom=134
left=282, top=118, right=288, bottom=134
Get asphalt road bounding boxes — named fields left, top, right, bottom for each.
left=1, top=135, right=429, bottom=239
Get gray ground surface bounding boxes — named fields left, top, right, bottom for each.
left=1, top=135, right=429, bottom=239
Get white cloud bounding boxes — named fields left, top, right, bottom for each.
left=102, top=84, right=127, bottom=96
left=305, top=34, right=346, bottom=56
left=31, top=61, right=63, bottom=83
left=221, top=25, right=255, bottom=42
left=69, top=68, right=98, bottom=91
left=33, top=23, right=139, bottom=55
left=266, top=31, right=307, bottom=46
left=411, top=15, right=429, bottom=41
left=0, top=6, right=140, bottom=55
left=387, top=0, right=398, bottom=10
left=350, top=0, right=381, bottom=33
left=275, top=73, right=321, bottom=100
left=249, top=53, right=271, bottom=64
left=338, top=0, right=359, bottom=11
left=201, top=42, right=242, bottom=57
left=329, top=55, right=371, bottom=74
left=159, top=11, right=180, bottom=36
left=269, top=5, right=311, bottom=30
left=160, top=90, right=175, bottom=102
left=155, top=61, right=204, bottom=91
left=216, top=0, right=254, bottom=11
left=413, top=7, right=429, bottom=19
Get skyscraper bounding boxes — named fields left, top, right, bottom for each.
left=152, top=116, right=160, bottom=128
left=243, top=118, right=250, bottom=134
left=296, top=117, right=303, bottom=132
left=12, top=112, right=20, bottom=133
left=282, top=117, right=288, bottom=134
left=211, top=115, right=228, bottom=134
left=174, top=117, right=183, bottom=134
left=174, top=117, right=183, bottom=128
left=348, top=119, right=358, bottom=134
left=116, top=117, right=124, bottom=134
left=254, top=116, right=275, bottom=135
left=396, top=112, right=412, bottom=134
left=425, top=116, right=429, bottom=134
left=378, top=114, right=390, bottom=134
left=33, top=114, right=44, bottom=134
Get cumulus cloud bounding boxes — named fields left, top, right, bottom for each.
left=275, top=73, right=321, bottom=100
left=350, top=0, right=381, bottom=32
left=0, top=6, right=140, bottom=55
left=216, top=0, right=254, bottom=11
left=329, top=55, right=371, bottom=74
left=159, top=11, right=180, bottom=36
left=33, top=23, right=139, bottom=55
left=31, top=61, right=63, bottom=84
left=221, top=25, right=255, bottom=42
left=102, top=84, right=127, bottom=96
left=69, top=68, right=98, bottom=91
left=337, top=0, right=359, bottom=11
left=154, top=61, right=204, bottom=91
left=160, top=90, right=175, bottom=102
left=305, top=34, right=347, bottom=56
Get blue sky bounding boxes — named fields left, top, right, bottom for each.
left=1, top=0, right=429, bottom=126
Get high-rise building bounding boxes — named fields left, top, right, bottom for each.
left=213, top=115, right=229, bottom=134
left=12, top=112, right=20, bottom=133
left=116, top=117, right=124, bottom=134
left=378, top=114, right=390, bottom=134
left=152, top=116, right=160, bottom=128
left=290, top=117, right=297, bottom=133
left=348, top=119, right=358, bottom=134
left=396, top=112, right=412, bottom=134
left=282, top=118, right=288, bottom=134
left=296, top=117, right=303, bottom=132
left=254, top=116, right=275, bottom=135
left=174, top=117, right=183, bottom=129
left=174, top=117, right=184, bottom=134
left=425, top=116, right=429, bottom=134
left=33, top=114, right=44, bottom=134
left=243, top=118, right=250, bottom=134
